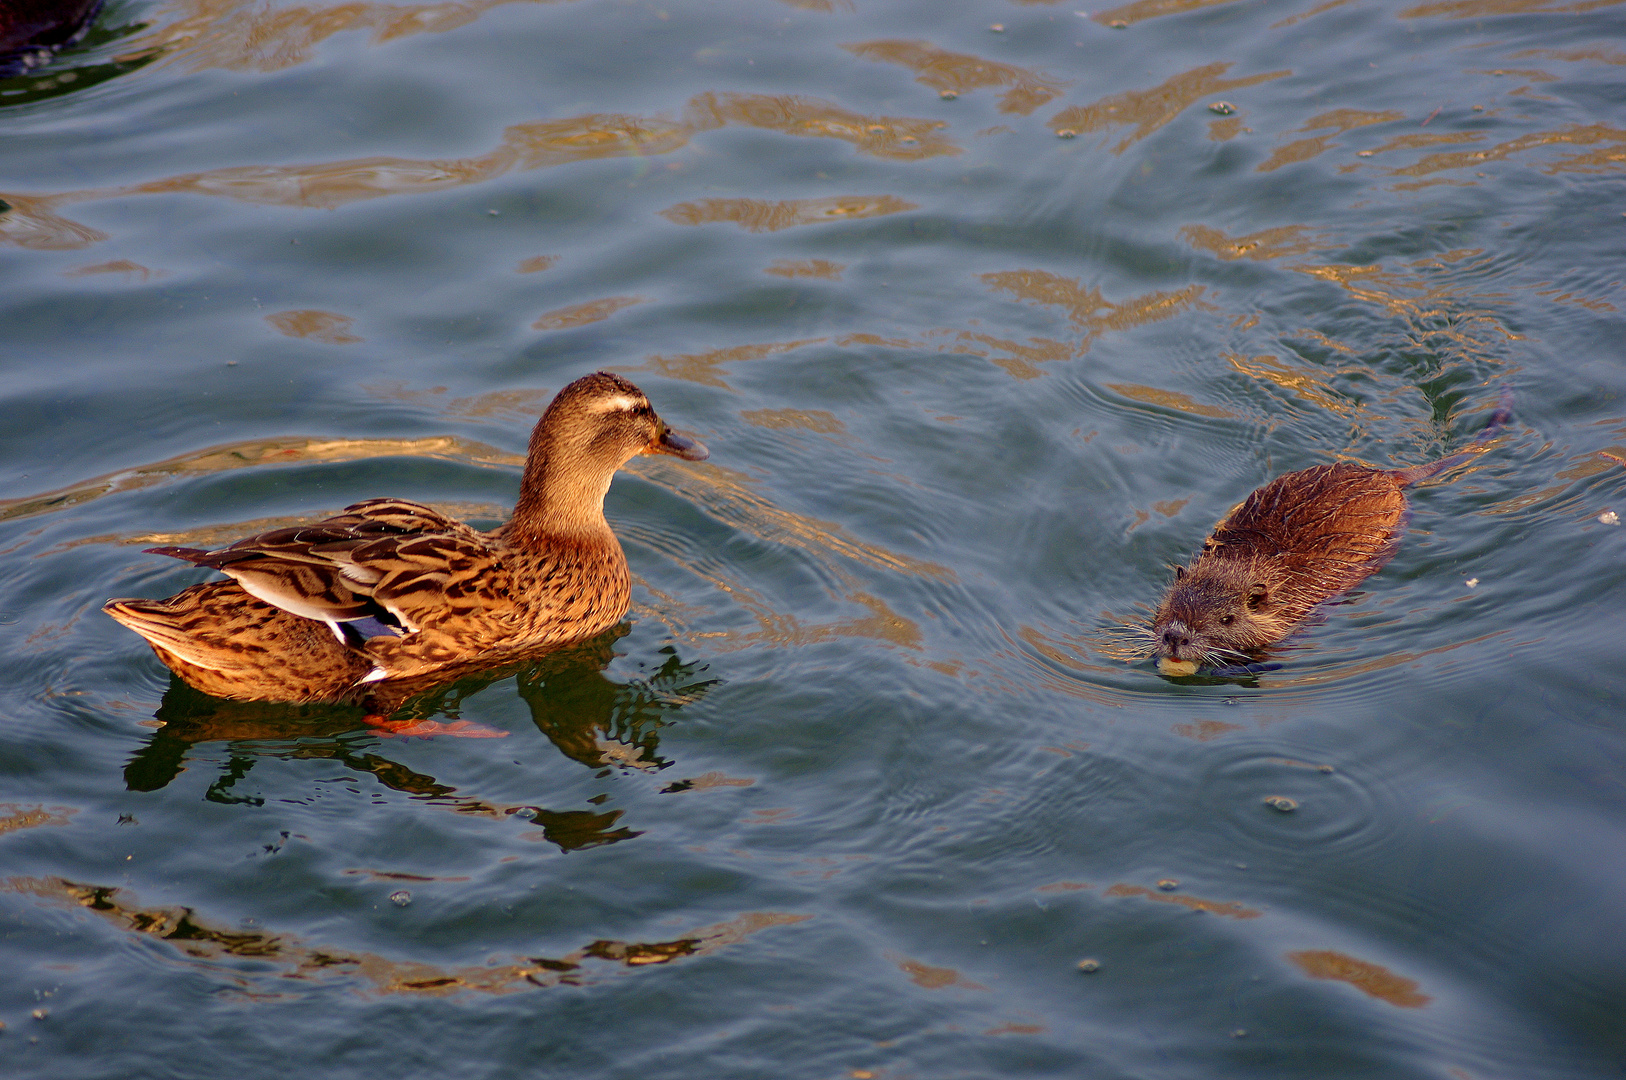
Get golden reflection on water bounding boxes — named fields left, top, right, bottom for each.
left=1090, top=0, right=1247, bottom=26
left=842, top=40, right=1069, bottom=114
left=1048, top=63, right=1290, bottom=150
left=1382, top=123, right=1626, bottom=178
left=1288, top=949, right=1432, bottom=1007
left=1468, top=67, right=1559, bottom=82
left=1478, top=447, right=1624, bottom=516
left=345, top=869, right=470, bottom=882
left=1509, top=46, right=1626, bottom=63
left=974, top=270, right=1214, bottom=375
left=775, top=0, right=854, bottom=11
left=366, top=381, right=557, bottom=421
left=2, top=94, right=953, bottom=251
left=626, top=457, right=954, bottom=582
left=1283, top=248, right=1534, bottom=394
left=1288, top=251, right=1525, bottom=376
left=4, top=876, right=808, bottom=997
left=1103, top=882, right=1263, bottom=918
left=1105, top=384, right=1240, bottom=419
left=503, top=113, right=693, bottom=169
left=817, top=273, right=1211, bottom=381
left=626, top=338, right=829, bottom=390
left=1224, top=352, right=1358, bottom=416
left=686, top=91, right=961, bottom=160
left=764, top=258, right=846, bottom=279
left=122, top=151, right=516, bottom=209
left=1399, top=0, right=1624, bottom=18
left=1171, top=719, right=1246, bottom=741
left=0, top=193, right=108, bottom=250
left=1270, top=0, right=1353, bottom=27
left=63, top=259, right=165, bottom=281
left=1367, top=130, right=1484, bottom=156
left=691, top=591, right=924, bottom=654
left=0, top=804, right=76, bottom=835
left=516, top=254, right=558, bottom=273
left=1180, top=224, right=1329, bottom=261
left=1256, top=109, right=1402, bottom=173
left=740, top=408, right=847, bottom=434
left=626, top=557, right=927, bottom=659
left=121, top=0, right=573, bottom=74
left=661, top=771, right=754, bottom=792
left=892, top=954, right=988, bottom=990
left=658, top=194, right=918, bottom=233
left=0, top=112, right=689, bottom=249
left=530, top=295, right=645, bottom=331
left=265, top=309, right=363, bottom=343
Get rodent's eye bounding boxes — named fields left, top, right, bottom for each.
left=1219, top=614, right=1235, bottom=625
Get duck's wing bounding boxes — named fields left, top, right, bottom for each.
left=144, top=498, right=495, bottom=637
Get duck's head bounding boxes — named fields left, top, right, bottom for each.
left=513, top=372, right=707, bottom=539
left=540, top=371, right=708, bottom=466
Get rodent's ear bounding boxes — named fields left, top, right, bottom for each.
left=1175, top=566, right=1186, bottom=580
left=1246, top=583, right=1268, bottom=610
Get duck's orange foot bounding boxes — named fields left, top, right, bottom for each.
left=363, top=716, right=507, bottom=739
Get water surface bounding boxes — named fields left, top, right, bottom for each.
left=3, top=0, right=1625, bottom=1076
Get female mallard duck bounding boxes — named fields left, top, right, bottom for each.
left=104, top=372, right=707, bottom=708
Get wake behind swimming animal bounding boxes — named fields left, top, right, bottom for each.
left=1148, top=394, right=1512, bottom=675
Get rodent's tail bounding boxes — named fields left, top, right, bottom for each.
left=1393, top=387, right=1514, bottom=486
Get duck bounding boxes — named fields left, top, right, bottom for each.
left=104, top=372, right=708, bottom=709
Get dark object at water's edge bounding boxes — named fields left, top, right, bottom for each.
left=1, top=0, right=104, bottom=77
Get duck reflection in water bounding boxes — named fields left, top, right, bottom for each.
left=123, top=628, right=718, bottom=853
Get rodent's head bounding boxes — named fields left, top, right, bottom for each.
left=1151, top=559, right=1288, bottom=666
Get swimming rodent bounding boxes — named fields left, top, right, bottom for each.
left=1149, top=393, right=1513, bottom=674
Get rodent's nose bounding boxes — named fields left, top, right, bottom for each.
left=1162, top=628, right=1190, bottom=654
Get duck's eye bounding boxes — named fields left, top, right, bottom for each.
left=1219, top=614, right=1235, bottom=625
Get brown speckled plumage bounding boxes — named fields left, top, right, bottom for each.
left=105, top=372, right=707, bottom=704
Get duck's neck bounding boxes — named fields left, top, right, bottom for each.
left=506, top=432, right=620, bottom=549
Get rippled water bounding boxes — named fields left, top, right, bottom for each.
left=3, top=0, right=1625, bottom=1075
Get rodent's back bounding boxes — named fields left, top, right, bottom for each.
left=1206, top=462, right=1408, bottom=583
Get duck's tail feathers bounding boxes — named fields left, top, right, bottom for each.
left=103, top=597, right=234, bottom=673
left=142, top=545, right=253, bottom=569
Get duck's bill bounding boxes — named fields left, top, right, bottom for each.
left=649, top=427, right=709, bottom=461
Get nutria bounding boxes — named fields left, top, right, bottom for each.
left=1149, top=394, right=1512, bottom=673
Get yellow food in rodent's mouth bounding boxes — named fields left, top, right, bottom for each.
left=1158, top=657, right=1200, bottom=677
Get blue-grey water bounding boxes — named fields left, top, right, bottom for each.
left=3, top=0, right=1625, bottom=1076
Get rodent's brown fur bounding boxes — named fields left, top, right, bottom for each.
left=1150, top=394, right=1511, bottom=669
